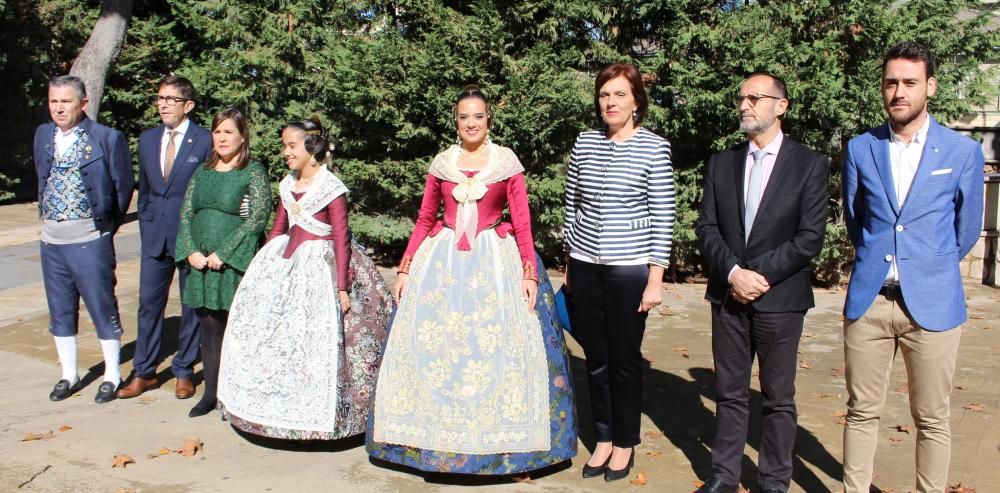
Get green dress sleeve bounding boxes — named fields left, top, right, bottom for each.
left=174, top=168, right=200, bottom=265
left=215, top=162, right=272, bottom=272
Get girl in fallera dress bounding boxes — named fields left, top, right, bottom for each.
left=175, top=107, right=272, bottom=418
left=217, top=117, right=392, bottom=440
left=366, top=85, right=577, bottom=475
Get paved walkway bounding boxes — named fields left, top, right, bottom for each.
left=0, top=201, right=997, bottom=492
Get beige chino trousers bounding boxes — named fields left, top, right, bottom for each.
left=842, top=294, right=961, bottom=493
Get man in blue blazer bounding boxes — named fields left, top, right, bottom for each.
left=35, top=75, right=134, bottom=404
left=117, top=76, right=212, bottom=400
left=842, top=41, right=985, bottom=492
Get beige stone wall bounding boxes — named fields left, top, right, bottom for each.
left=962, top=233, right=999, bottom=285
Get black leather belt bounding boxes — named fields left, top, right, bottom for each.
left=879, top=284, right=903, bottom=302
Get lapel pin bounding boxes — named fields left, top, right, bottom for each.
left=188, top=139, right=193, bottom=143
left=85, top=145, right=92, bottom=153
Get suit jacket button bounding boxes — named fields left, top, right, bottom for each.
left=884, top=254, right=893, bottom=262
left=895, top=225, right=904, bottom=232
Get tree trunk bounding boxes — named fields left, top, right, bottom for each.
left=69, top=0, right=134, bottom=121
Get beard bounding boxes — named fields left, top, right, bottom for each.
left=886, top=98, right=927, bottom=128
left=740, top=112, right=777, bottom=136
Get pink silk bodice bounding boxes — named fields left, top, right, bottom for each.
left=401, top=170, right=536, bottom=270
left=267, top=192, right=352, bottom=290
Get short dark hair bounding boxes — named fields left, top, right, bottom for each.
left=206, top=107, right=250, bottom=170
left=159, top=75, right=196, bottom=100
left=594, top=63, right=649, bottom=126
left=883, top=41, right=935, bottom=78
left=48, top=75, right=87, bottom=101
left=280, top=115, right=334, bottom=167
left=745, top=71, right=789, bottom=100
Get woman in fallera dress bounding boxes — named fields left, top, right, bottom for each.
left=175, top=107, right=272, bottom=418
left=217, top=117, right=392, bottom=440
left=366, top=85, right=577, bottom=475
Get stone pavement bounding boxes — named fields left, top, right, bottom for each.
left=0, top=201, right=997, bottom=493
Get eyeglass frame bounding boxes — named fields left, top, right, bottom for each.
left=153, top=95, right=191, bottom=106
left=733, top=93, right=784, bottom=107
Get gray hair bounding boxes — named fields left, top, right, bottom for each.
left=48, top=75, right=87, bottom=101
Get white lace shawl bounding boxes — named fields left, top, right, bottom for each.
left=427, top=143, right=524, bottom=248
left=278, top=168, right=349, bottom=237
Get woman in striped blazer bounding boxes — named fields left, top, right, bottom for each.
left=563, top=63, right=675, bottom=482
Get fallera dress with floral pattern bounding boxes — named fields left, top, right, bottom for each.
left=218, top=169, right=393, bottom=440
left=366, top=144, right=577, bottom=474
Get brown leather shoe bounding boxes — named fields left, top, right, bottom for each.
left=116, top=376, right=158, bottom=399
left=174, top=378, right=195, bottom=399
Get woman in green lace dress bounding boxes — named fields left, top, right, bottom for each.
left=175, top=107, right=271, bottom=418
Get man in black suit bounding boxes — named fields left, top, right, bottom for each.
left=117, top=75, right=212, bottom=400
left=694, top=72, right=829, bottom=493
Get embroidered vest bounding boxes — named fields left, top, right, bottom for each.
left=42, top=129, right=92, bottom=221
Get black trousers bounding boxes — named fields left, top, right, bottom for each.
left=570, top=258, right=648, bottom=447
left=194, top=308, right=227, bottom=405
left=710, top=299, right=804, bottom=490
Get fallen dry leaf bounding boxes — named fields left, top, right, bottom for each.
left=671, top=346, right=688, bottom=353
left=946, top=483, right=977, bottom=493
left=22, top=431, right=55, bottom=442
left=177, top=438, right=203, bottom=457
left=111, top=454, right=134, bottom=469
left=58, top=425, right=72, bottom=432
left=831, top=367, right=842, bottom=377
left=644, top=431, right=664, bottom=440
left=968, top=315, right=984, bottom=320
left=814, top=392, right=832, bottom=399
left=630, top=471, right=648, bottom=486
left=658, top=306, right=673, bottom=316
left=955, top=385, right=965, bottom=390
left=894, top=424, right=913, bottom=434
left=963, top=403, right=984, bottom=413
left=992, top=345, right=1000, bottom=351
left=694, top=480, right=706, bottom=488
left=644, top=449, right=663, bottom=457
left=799, top=360, right=812, bottom=369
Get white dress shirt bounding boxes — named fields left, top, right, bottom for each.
left=728, top=131, right=784, bottom=283
left=884, top=115, right=930, bottom=284
left=53, top=125, right=81, bottom=157
left=159, top=117, right=191, bottom=175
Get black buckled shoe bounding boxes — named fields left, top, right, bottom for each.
left=695, top=476, right=739, bottom=493
left=604, top=449, right=635, bottom=482
left=49, top=379, right=79, bottom=401
left=94, top=381, right=120, bottom=404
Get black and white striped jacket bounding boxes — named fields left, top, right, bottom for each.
left=564, top=128, right=675, bottom=267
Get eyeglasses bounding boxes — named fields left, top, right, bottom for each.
left=154, top=95, right=190, bottom=106
left=733, top=93, right=783, bottom=107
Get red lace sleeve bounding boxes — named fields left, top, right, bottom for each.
left=399, top=173, right=442, bottom=273
left=266, top=198, right=289, bottom=243
left=329, top=195, right=352, bottom=290
left=505, top=173, right=538, bottom=281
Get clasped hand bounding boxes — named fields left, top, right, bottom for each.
left=730, top=268, right=770, bottom=304
left=187, top=252, right=224, bottom=271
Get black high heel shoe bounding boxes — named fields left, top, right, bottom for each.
left=581, top=453, right=612, bottom=478
left=188, top=398, right=217, bottom=418
left=603, top=449, right=635, bottom=482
